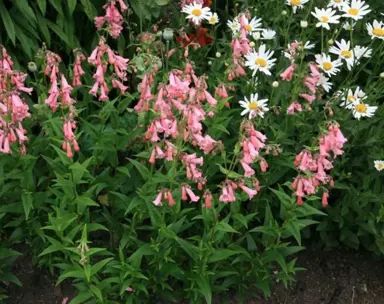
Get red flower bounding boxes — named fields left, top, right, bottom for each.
left=176, top=27, right=213, bottom=48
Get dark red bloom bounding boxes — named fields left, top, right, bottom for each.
left=176, top=27, right=213, bottom=48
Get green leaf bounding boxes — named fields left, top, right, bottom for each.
left=196, top=275, right=212, bottom=304
left=208, top=249, right=238, bottom=263
left=0, top=248, right=22, bottom=259
left=175, top=238, right=198, bottom=261
left=1, top=272, right=22, bottom=286
left=68, top=0, right=77, bottom=15
left=89, top=285, right=103, bottom=303
left=129, top=159, right=150, bottom=179
left=285, top=221, right=301, bottom=246
left=215, top=221, right=239, bottom=234
left=69, top=291, right=93, bottom=304
left=91, top=258, right=114, bottom=276
left=57, top=270, right=85, bottom=285
left=15, top=0, right=37, bottom=23
left=21, top=192, right=33, bottom=220
left=46, top=20, right=72, bottom=47
left=155, top=0, right=170, bottom=5
left=48, top=0, right=64, bottom=15
left=80, top=0, right=97, bottom=21
left=37, top=0, right=47, bottom=15
left=0, top=1, right=16, bottom=45
left=218, top=165, right=242, bottom=179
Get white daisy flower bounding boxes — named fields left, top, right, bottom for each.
left=261, top=29, right=276, bottom=40
left=328, top=0, right=350, bottom=10
left=318, top=73, right=332, bottom=92
left=227, top=19, right=241, bottom=34
left=315, top=54, right=343, bottom=76
left=340, top=87, right=366, bottom=108
left=302, top=41, right=316, bottom=50
left=352, top=101, right=377, bottom=120
left=341, top=0, right=371, bottom=21
left=367, top=20, right=384, bottom=40
left=374, top=160, right=384, bottom=171
left=286, top=0, right=310, bottom=14
left=207, top=12, right=219, bottom=25
left=243, top=17, right=263, bottom=34
left=182, top=2, right=211, bottom=25
left=343, top=21, right=356, bottom=30
left=239, top=93, right=269, bottom=119
left=311, top=7, right=341, bottom=30
left=245, top=44, right=276, bottom=76
left=354, top=45, right=372, bottom=62
left=329, top=39, right=354, bottom=70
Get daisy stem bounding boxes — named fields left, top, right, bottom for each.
left=321, top=27, right=324, bottom=53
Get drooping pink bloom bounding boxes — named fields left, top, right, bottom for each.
left=259, top=158, right=268, bottom=173
left=280, top=64, right=296, bottom=81
left=322, top=191, right=329, bottom=207
left=153, top=191, right=163, bottom=206
left=287, top=101, right=302, bottom=115
left=72, top=51, right=86, bottom=87
left=203, top=191, right=213, bottom=208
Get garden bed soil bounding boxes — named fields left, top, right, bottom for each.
left=5, top=247, right=384, bottom=304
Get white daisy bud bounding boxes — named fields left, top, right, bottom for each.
left=282, top=10, right=287, bottom=16
left=380, top=72, right=384, bottom=78
left=328, top=39, right=334, bottom=45
left=216, top=52, right=221, bottom=58
left=253, top=32, right=261, bottom=40
left=28, top=62, right=37, bottom=72
left=250, top=41, right=255, bottom=48
left=357, top=91, right=365, bottom=98
left=208, top=61, right=212, bottom=65
left=300, top=21, right=308, bottom=28
left=272, top=81, right=279, bottom=88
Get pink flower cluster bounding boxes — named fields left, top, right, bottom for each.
left=88, top=37, right=129, bottom=101
left=95, top=0, right=128, bottom=39
left=0, top=46, right=32, bottom=154
left=43, top=49, right=80, bottom=158
left=240, top=121, right=268, bottom=178
left=72, top=50, right=86, bottom=87
left=283, top=63, right=321, bottom=115
left=291, top=123, right=347, bottom=206
left=228, top=14, right=252, bottom=81
left=220, top=178, right=260, bottom=202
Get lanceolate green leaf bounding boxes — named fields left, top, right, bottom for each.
left=37, top=0, right=47, bottom=15
left=0, top=1, right=16, bottom=45
left=68, top=0, right=77, bottom=15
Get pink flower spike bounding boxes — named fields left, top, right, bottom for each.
left=322, top=192, right=329, bottom=207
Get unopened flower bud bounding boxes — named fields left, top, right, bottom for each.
left=357, top=91, right=365, bottom=98
left=300, top=21, right=308, bottom=28
left=215, top=52, right=221, bottom=58
left=163, top=28, right=174, bottom=41
left=328, top=39, right=334, bottom=45
left=208, top=61, right=212, bottom=65
left=28, top=62, right=37, bottom=72
left=282, top=10, right=287, bottom=16
left=249, top=41, right=255, bottom=48
left=253, top=32, right=261, bottom=40
left=381, top=72, right=384, bottom=78
left=272, top=81, right=279, bottom=88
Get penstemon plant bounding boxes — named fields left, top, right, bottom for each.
left=1, top=0, right=384, bottom=303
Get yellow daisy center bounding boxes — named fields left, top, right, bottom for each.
left=334, top=0, right=342, bottom=3
left=248, top=102, right=259, bottom=110
left=377, top=163, right=384, bottom=170
left=191, top=8, right=202, bottom=17
left=256, top=58, right=267, bottom=67
left=373, top=27, right=384, bottom=37
left=209, top=17, right=216, bottom=24
left=321, top=16, right=329, bottom=23
left=323, top=62, right=333, bottom=71
left=290, top=0, right=301, bottom=6
left=347, top=95, right=355, bottom=101
left=341, top=50, right=352, bottom=58
left=348, top=8, right=359, bottom=16
left=245, top=24, right=252, bottom=31
left=355, top=103, right=367, bottom=113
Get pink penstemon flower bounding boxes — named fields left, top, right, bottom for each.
left=0, top=46, right=32, bottom=154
